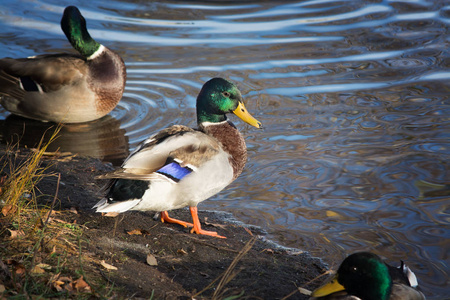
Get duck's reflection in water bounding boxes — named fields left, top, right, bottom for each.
left=1, top=115, right=129, bottom=166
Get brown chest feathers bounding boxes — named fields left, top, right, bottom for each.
left=88, top=48, right=126, bottom=114
left=201, top=121, right=247, bottom=180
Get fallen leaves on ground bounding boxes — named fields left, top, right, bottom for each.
left=126, top=228, right=150, bottom=236
left=51, top=274, right=92, bottom=293
left=31, top=265, right=46, bottom=274
left=100, top=260, right=118, bottom=270
left=73, top=276, right=91, bottom=292
left=146, top=254, right=158, bottom=266
left=7, top=229, right=25, bottom=240
left=1, top=204, right=13, bottom=216
left=5, top=260, right=26, bottom=278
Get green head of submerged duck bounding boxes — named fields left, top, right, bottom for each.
left=311, top=252, right=426, bottom=300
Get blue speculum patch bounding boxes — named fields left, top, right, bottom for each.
left=157, top=161, right=192, bottom=182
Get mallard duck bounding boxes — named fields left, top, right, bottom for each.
left=0, top=6, right=126, bottom=123
left=310, top=252, right=426, bottom=300
left=94, top=78, right=262, bottom=238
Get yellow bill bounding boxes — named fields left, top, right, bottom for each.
left=311, top=275, right=346, bottom=297
left=233, top=102, right=262, bottom=128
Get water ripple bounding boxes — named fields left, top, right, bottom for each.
left=0, top=0, right=449, bottom=298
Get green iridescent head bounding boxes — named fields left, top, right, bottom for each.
left=61, top=6, right=101, bottom=58
left=312, top=252, right=392, bottom=300
left=196, top=78, right=262, bottom=128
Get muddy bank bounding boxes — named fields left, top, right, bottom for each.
left=1, top=147, right=328, bottom=299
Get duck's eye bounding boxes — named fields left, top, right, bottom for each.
left=222, top=91, right=230, bottom=97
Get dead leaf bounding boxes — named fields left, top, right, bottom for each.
left=0, top=284, right=5, bottom=293
left=58, top=276, right=72, bottom=282
left=50, top=274, right=66, bottom=292
left=51, top=275, right=81, bottom=293
left=73, top=276, right=91, bottom=292
left=15, top=266, right=26, bottom=277
left=127, top=229, right=150, bottom=236
left=146, top=254, right=158, bottom=266
left=11, top=262, right=26, bottom=277
left=100, top=260, right=118, bottom=270
left=2, top=205, right=13, bottom=216
left=103, top=212, right=119, bottom=217
left=53, top=281, right=64, bottom=292
left=64, top=282, right=74, bottom=292
left=36, top=263, right=52, bottom=270
left=127, top=229, right=142, bottom=235
left=7, top=229, right=25, bottom=240
left=31, top=266, right=45, bottom=274
left=69, top=207, right=79, bottom=214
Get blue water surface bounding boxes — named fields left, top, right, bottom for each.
left=0, top=0, right=448, bottom=298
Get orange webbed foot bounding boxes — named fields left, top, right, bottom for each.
left=160, top=211, right=193, bottom=228
left=189, top=206, right=226, bottom=239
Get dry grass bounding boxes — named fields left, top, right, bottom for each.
left=0, top=125, right=112, bottom=298
left=0, top=125, right=60, bottom=223
left=193, top=236, right=257, bottom=300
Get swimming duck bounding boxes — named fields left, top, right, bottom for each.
left=94, top=78, right=262, bottom=238
left=310, top=252, right=426, bottom=300
left=0, top=6, right=126, bottom=123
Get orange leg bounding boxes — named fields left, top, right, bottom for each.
left=160, top=211, right=193, bottom=228
left=189, top=206, right=226, bottom=239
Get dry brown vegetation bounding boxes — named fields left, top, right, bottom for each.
left=0, top=126, right=104, bottom=298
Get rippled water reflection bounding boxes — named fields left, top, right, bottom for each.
left=0, top=0, right=449, bottom=298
